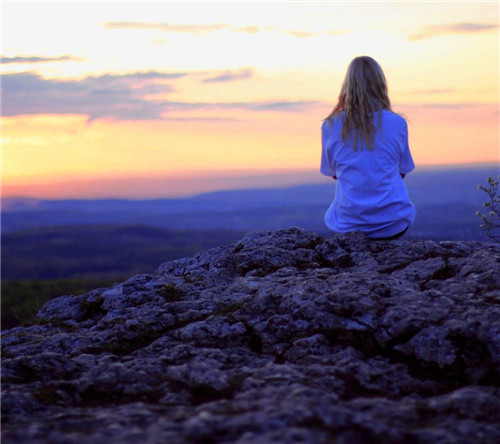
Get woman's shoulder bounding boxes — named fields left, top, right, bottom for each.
left=322, top=113, right=343, bottom=130
left=381, top=109, right=407, bottom=126
left=379, top=110, right=408, bottom=135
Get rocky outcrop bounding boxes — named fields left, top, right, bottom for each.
left=2, top=227, right=500, bottom=444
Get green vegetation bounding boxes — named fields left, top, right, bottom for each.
left=1, top=225, right=245, bottom=331
left=1, top=277, right=125, bottom=330
left=476, top=176, right=500, bottom=240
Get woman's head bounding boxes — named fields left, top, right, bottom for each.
left=324, top=56, right=393, bottom=150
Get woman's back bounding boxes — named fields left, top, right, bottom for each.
left=320, top=55, right=416, bottom=239
left=321, top=109, right=416, bottom=238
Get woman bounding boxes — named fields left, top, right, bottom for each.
left=320, top=56, right=416, bottom=240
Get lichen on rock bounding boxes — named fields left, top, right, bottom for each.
left=2, top=227, right=500, bottom=443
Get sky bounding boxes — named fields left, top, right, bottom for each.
left=1, top=0, right=499, bottom=198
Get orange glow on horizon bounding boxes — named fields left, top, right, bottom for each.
left=1, top=2, right=498, bottom=198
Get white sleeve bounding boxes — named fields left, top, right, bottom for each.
left=399, top=120, right=415, bottom=174
left=320, top=122, right=336, bottom=177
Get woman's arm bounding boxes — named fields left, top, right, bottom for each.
left=399, top=120, right=415, bottom=177
left=320, top=122, right=338, bottom=178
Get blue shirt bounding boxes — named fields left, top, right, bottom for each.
left=320, top=109, right=416, bottom=238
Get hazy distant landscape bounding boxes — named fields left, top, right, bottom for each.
left=3, top=166, right=498, bottom=233
left=1, top=165, right=498, bottom=329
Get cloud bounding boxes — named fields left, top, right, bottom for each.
left=1, top=55, right=84, bottom=64
left=395, top=102, right=498, bottom=112
left=103, top=21, right=323, bottom=38
left=202, top=68, right=253, bottom=83
left=157, top=100, right=320, bottom=114
left=408, top=22, right=498, bottom=41
left=103, top=21, right=228, bottom=33
left=233, top=26, right=259, bottom=34
left=416, top=102, right=497, bottom=109
left=2, top=71, right=186, bottom=124
left=151, top=38, right=167, bottom=45
left=157, top=117, right=237, bottom=122
left=265, top=26, right=320, bottom=38
left=245, top=101, right=318, bottom=111
left=283, top=30, right=319, bottom=38
left=411, top=89, right=455, bottom=94
left=2, top=71, right=320, bottom=124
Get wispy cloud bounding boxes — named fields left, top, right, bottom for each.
left=227, top=100, right=319, bottom=112
left=155, top=117, right=237, bottom=122
left=411, top=88, right=455, bottom=94
left=153, top=100, right=320, bottom=114
left=415, top=102, right=497, bottom=109
left=151, top=38, right=167, bottom=45
left=283, top=30, right=319, bottom=38
left=233, top=26, right=259, bottom=34
left=1, top=55, right=84, bottom=64
left=103, top=21, right=325, bottom=38
left=202, top=68, right=253, bottom=83
left=395, top=102, right=498, bottom=112
left=408, top=22, right=498, bottom=41
left=103, top=21, right=228, bottom=34
left=2, top=71, right=320, bottom=124
left=265, top=26, right=320, bottom=38
left=246, top=101, right=318, bottom=111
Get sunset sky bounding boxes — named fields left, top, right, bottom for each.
left=1, top=0, right=499, bottom=198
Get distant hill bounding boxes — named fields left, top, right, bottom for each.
left=1, top=165, right=497, bottom=330
left=1, top=165, right=498, bottom=240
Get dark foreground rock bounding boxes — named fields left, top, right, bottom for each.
left=2, top=227, right=500, bottom=444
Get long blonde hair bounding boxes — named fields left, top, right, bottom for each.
left=324, top=56, right=395, bottom=151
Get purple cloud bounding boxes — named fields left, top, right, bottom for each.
left=202, top=68, right=253, bottom=83
left=2, top=71, right=320, bottom=124
left=2, top=71, right=185, bottom=123
left=246, top=101, right=318, bottom=112
left=1, top=55, right=84, bottom=64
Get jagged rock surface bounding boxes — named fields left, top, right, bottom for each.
left=2, top=227, right=500, bottom=444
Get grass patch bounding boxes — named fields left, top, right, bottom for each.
left=1, top=276, right=125, bottom=331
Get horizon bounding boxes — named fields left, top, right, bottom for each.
left=2, top=162, right=499, bottom=202
left=2, top=2, right=499, bottom=197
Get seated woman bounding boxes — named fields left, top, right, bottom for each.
left=320, top=55, right=416, bottom=240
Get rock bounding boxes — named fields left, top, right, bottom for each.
left=2, top=227, right=500, bottom=444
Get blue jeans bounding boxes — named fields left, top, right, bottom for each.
left=368, top=226, right=409, bottom=241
